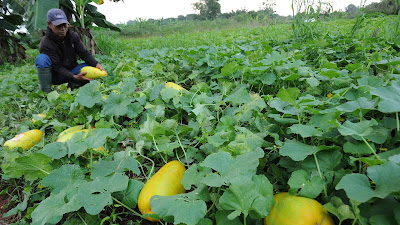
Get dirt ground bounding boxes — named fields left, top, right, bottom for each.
left=0, top=195, right=13, bottom=225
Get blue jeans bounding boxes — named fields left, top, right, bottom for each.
left=36, top=54, right=89, bottom=85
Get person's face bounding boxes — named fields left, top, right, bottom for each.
left=48, top=22, right=68, bottom=40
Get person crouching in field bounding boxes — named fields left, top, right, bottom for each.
left=35, top=8, right=107, bottom=93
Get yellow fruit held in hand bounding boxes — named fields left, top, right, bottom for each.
left=264, top=193, right=335, bottom=225
left=165, top=82, right=187, bottom=91
left=138, top=160, right=186, bottom=222
left=81, top=66, right=107, bottom=79
left=4, top=129, right=43, bottom=150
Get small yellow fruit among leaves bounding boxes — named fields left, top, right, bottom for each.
left=57, top=125, right=85, bottom=139
left=264, top=192, right=334, bottom=225
left=32, top=113, right=46, bottom=125
left=138, top=160, right=186, bottom=222
left=165, top=82, right=188, bottom=91
left=81, top=66, right=107, bottom=79
left=56, top=129, right=89, bottom=142
left=4, top=129, right=43, bottom=150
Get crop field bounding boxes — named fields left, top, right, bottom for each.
left=1, top=15, right=400, bottom=225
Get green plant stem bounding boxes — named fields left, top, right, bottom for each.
left=361, top=137, right=380, bottom=160
left=176, top=134, right=189, bottom=168
left=112, top=197, right=144, bottom=218
left=136, top=152, right=155, bottom=181
left=352, top=217, right=358, bottom=225
left=206, top=186, right=221, bottom=214
left=90, top=148, right=93, bottom=174
left=152, top=136, right=167, bottom=164
left=77, top=212, right=88, bottom=225
left=78, top=4, right=88, bottom=46
left=396, top=112, right=399, bottom=132
left=313, top=153, right=328, bottom=197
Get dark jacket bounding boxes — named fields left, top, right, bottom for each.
left=39, top=27, right=98, bottom=80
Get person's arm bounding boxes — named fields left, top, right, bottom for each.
left=72, top=32, right=107, bottom=76
left=72, top=32, right=98, bottom=67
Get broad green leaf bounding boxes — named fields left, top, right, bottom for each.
left=367, top=162, right=400, bottom=199
left=219, top=175, right=274, bottom=220
left=160, top=88, right=181, bottom=104
left=337, top=120, right=378, bottom=137
left=65, top=131, right=89, bottom=157
left=309, top=112, right=340, bottom=132
left=181, top=164, right=212, bottom=190
left=370, top=82, right=400, bottom=113
left=91, top=156, right=140, bottom=178
left=323, top=197, right=355, bottom=223
left=150, top=84, right=165, bottom=101
left=343, top=141, right=374, bottom=155
left=3, top=153, right=53, bottom=181
left=288, top=124, right=322, bottom=138
left=364, top=126, right=390, bottom=144
left=336, top=97, right=377, bottom=112
left=76, top=173, right=129, bottom=215
left=269, top=100, right=297, bottom=115
left=151, top=189, right=208, bottom=225
left=320, top=69, right=341, bottom=78
left=288, top=170, right=324, bottom=198
left=221, top=61, right=241, bottom=77
left=126, top=102, right=144, bottom=119
left=27, top=0, right=59, bottom=31
left=320, top=57, right=338, bottom=69
left=41, top=164, right=85, bottom=194
left=268, top=113, right=298, bottom=124
left=336, top=173, right=375, bottom=203
left=302, top=150, right=343, bottom=173
left=200, top=148, right=264, bottom=187
left=197, top=218, right=213, bottom=225
left=41, top=142, right=68, bottom=159
left=31, top=191, right=81, bottom=225
left=84, top=128, right=118, bottom=149
left=259, top=72, right=276, bottom=85
left=75, top=82, right=102, bottom=108
left=114, top=179, right=144, bottom=209
left=139, top=115, right=165, bottom=139
left=277, top=87, right=300, bottom=105
left=216, top=210, right=243, bottom=225
left=224, top=86, right=251, bottom=105
left=279, top=139, right=317, bottom=161
left=102, top=92, right=131, bottom=117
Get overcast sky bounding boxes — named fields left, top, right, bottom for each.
left=96, top=0, right=380, bottom=24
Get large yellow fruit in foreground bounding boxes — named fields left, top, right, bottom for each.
left=81, top=66, right=107, bottom=79
left=165, top=82, right=187, bottom=91
left=264, top=193, right=334, bottom=225
left=138, top=160, right=186, bottom=222
left=4, top=129, right=43, bottom=150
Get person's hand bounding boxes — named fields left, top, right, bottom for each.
left=73, top=72, right=93, bottom=81
left=96, top=63, right=108, bottom=76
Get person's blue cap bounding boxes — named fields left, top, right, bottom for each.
left=47, top=8, right=69, bottom=26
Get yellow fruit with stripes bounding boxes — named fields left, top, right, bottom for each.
left=4, top=130, right=43, bottom=150
left=81, top=66, right=107, bottom=79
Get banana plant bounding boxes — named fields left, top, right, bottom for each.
left=0, top=0, right=27, bottom=64
left=74, top=0, right=103, bottom=46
